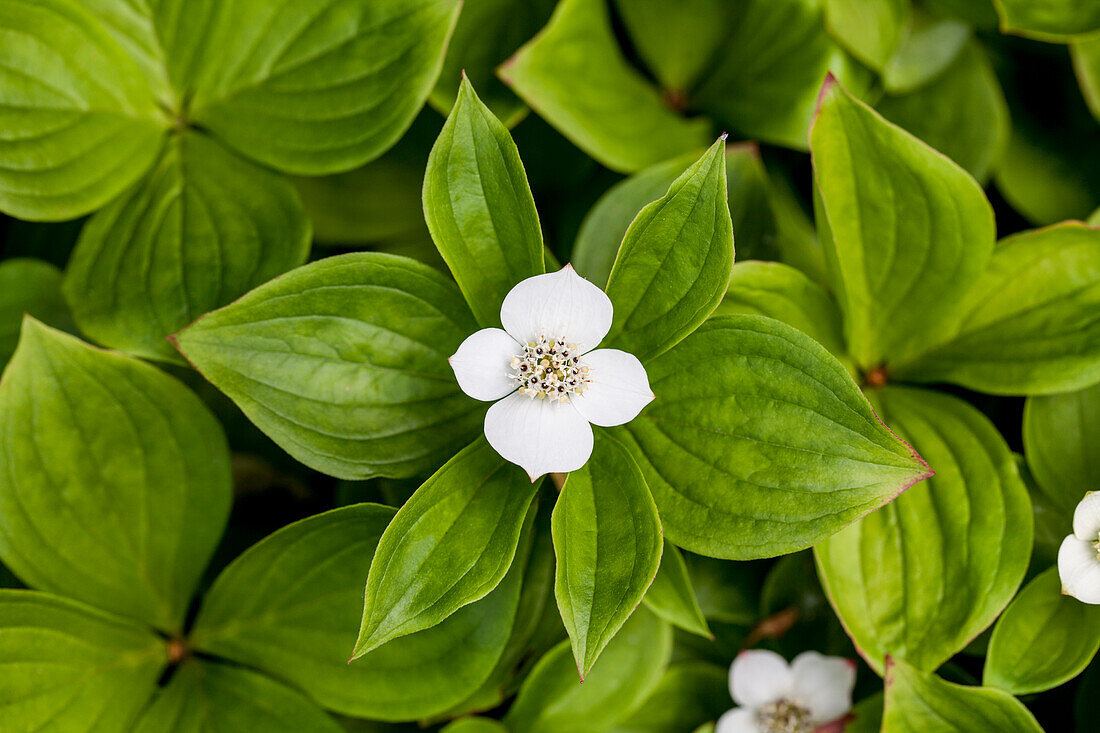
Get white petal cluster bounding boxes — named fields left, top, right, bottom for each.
left=1058, top=492, right=1100, bottom=604
left=716, top=650, right=855, bottom=733
left=449, top=265, right=654, bottom=479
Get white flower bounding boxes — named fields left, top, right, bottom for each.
left=448, top=265, right=653, bottom=479
left=1058, top=492, right=1100, bottom=604
left=716, top=650, right=856, bottom=733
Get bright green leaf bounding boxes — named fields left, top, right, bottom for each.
left=643, top=543, right=712, bottom=639
left=877, top=42, right=1008, bottom=183
left=174, top=252, right=482, bottom=480
left=554, top=433, right=663, bottom=677
left=506, top=608, right=672, bottom=733
left=442, top=719, right=510, bottom=733
left=896, top=222, right=1100, bottom=396
left=986, top=566, right=1100, bottom=694
left=353, top=439, right=537, bottom=657
left=621, top=316, right=932, bottom=560
left=81, top=0, right=171, bottom=104
left=133, top=659, right=342, bottom=733
left=994, top=0, right=1100, bottom=41
left=1074, top=37, right=1100, bottom=123
left=609, top=662, right=730, bottom=733
left=883, top=657, right=1043, bottom=732
left=0, top=0, right=168, bottom=220
left=613, top=0, right=731, bottom=93
left=66, top=131, right=310, bottom=362
left=423, top=76, right=545, bottom=327
left=499, top=0, right=711, bottom=173
left=0, top=590, right=166, bottom=731
left=1024, top=381, right=1100, bottom=515
left=824, top=0, right=910, bottom=71
left=693, top=0, right=871, bottom=151
left=881, top=12, right=970, bottom=94
left=812, top=75, right=996, bottom=370
left=0, top=259, right=70, bottom=366
left=816, top=387, right=1032, bottom=675
left=604, top=139, right=734, bottom=362
left=0, top=320, right=231, bottom=632
left=191, top=503, right=530, bottom=721
left=182, top=0, right=461, bottom=174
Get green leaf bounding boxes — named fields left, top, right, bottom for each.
left=0, top=590, right=166, bottom=731
left=498, top=0, right=711, bottom=173
left=174, top=252, right=482, bottom=480
left=0, top=0, right=168, bottom=220
left=815, top=386, right=1032, bottom=675
left=423, top=76, right=545, bottom=327
left=620, top=316, right=931, bottom=560
left=553, top=433, right=663, bottom=677
left=692, top=0, right=871, bottom=151
left=896, top=222, right=1100, bottom=396
left=877, top=42, right=1008, bottom=183
left=643, top=543, right=712, bottom=639
left=844, top=693, right=884, bottom=733
left=823, top=0, right=910, bottom=71
left=604, top=139, right=734, bottom=362
left=0, top=320, right=231, bottom=632
left=505, top=607, right=672, bottom=733
left=609, top=662, right=731, bottom=733
left=716, top=260, right=848, bottom=363
left=994, top=0, right=1100, bottom=41
left=1024, top=381, right=1100, bottom=515
left=429, top=0, right=555, bottom=127
left=442, top=720, right=510, bottom=733
left=353, top=439, right=537, bottom=657
left=0, top=259, right=70, bottom=366
left=191, top=503, right=530, bottom=721
left=65, top=131, right=310, bottom=362
left=883, top=657, right=1043, bottom=732
left=134, top=659, right=342, bottom=733
left=81, top=0, right=172, bottom=104
left=574, top=145, right=776, bottom=289
left=881, top=12, right=970, bottom=94
left=811, top=75, right=996, bottom=370
left=688, top=554, right=762, bottom=625
left=180, top=0, right=461, bottom=174
left=1074, top=37, right=1100, bottom=123
left=613, top=0, right=731, bottom=93
left=986, top=566, right=1100, bottom=694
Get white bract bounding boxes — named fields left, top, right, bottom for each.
left=448, top=265, right=653, bottom=479
left=1058, top=491, right=1100, bottom=604
left=716, top=650, right=856, bottom=733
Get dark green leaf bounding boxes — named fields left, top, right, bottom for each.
left=423, top=76, right=545, bottom=327
left=896, top=222, right=1100, bottom=396
left=604, top=139, right=734, bottom=362
left=609, top=662, right=730, bottom=733
left=0, top=320, right=231, bottom=632
left=1074, top=37, right=1100, bottom=123
left=0, top=259, right=70, bottom=366
left=643, top=543, right=712, bottom=638
left=816, top=387, right=1032, bottom=674
left=442, top=720, right=510, bottom=733
left=812, top=75, right=996, bottom=370
left=613, top=0, right=730, bottom=93
left=134, top=659, right=342, bottom=733
left=883, top=657, right=1043, bottom=732
left=0, top=0, right=168, bottom=220
left=621, top=316, right=931, bottom=560
left=986, top=566, right=1100, bottom=694
left=0, top=590, right=166, bottom=730
left=174, top=252, right=482, bottom=480
left=506, top=608, right=672, bottom=733
left=66, top=131, right=310, bottom=362
left=553, top=433, right=663, bottom=677
left=354, top=439, right=537, bottom=657
left=1024, top=381, right=1100, bottom=515
left=499, top=0, right=711, bottom=173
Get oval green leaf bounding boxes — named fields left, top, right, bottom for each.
left=995, top=0, right=1100, bottom=41
left=823, top=0, right=909, bottom=71
left=0, top=320, right=231, bottom=632
left=643, top=543, right=712, bottom=639
left=815, top=386, right=1032, bottom=675
left=620, top=315, right=931, bottom=560
left=66, top=131, right=311, bottom=362
left=1024, top=381, right=1100, bottom=515
left=173, top=252, right=483, bottom=480
left=0, top=259, right=70, bottom=366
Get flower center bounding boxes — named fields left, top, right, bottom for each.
left=757, top=699, right=812, bottom=733
left=508, top=334, right=591, bottom=402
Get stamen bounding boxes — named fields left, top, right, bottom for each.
left=757, top=699, right=812, bottom=733
left=508, top=333, right=592, bottom=402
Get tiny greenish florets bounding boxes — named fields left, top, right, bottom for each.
left=757, top=699, right=813, bottom=733
left=508, top=333, right=591, bottom=402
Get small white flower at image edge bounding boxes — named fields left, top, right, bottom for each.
left=1058, top=491, right=1100, bottom=604
left=716, top=649, right=856, bottom=733
left=448, top=265, right=654, bottom=480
